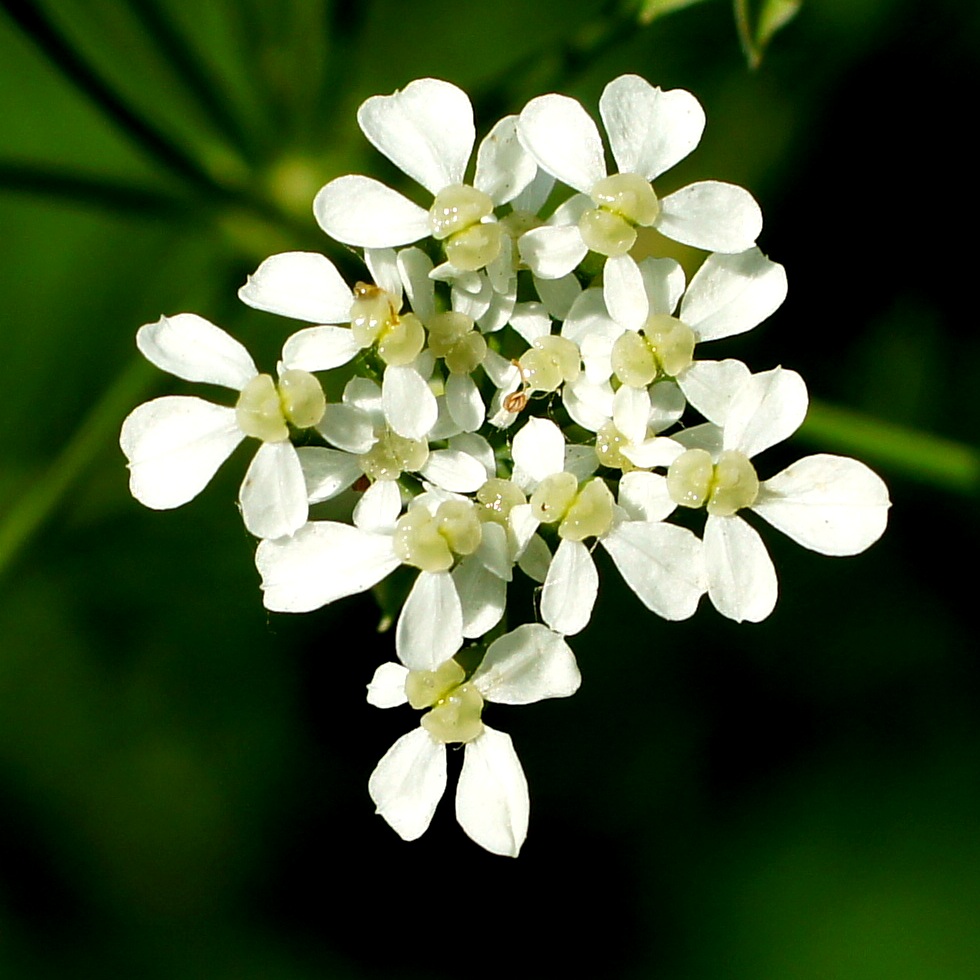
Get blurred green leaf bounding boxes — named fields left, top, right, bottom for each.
left=734, top=0, right=802, bottom=67
left=638, top=0, right=712, bottom=26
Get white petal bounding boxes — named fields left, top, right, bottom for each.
left=395, top=571, right=463, bottom=671
left=637, top=256, right=685, bottom=315
left=472, top=624, right=581, bottom=704
left=420, top=448, right=487, bottom=493
left=281, top=325, right=359, bottom=372
left=752, top=454, right=890, bottom=556
left=297, top=447, right=361, bottom=504
left=541, top=538, right=597, bottom=636
left=621, top=435, right=685, bottom=469
left=366, top=662, right=409, bottom=708
left=612, top=385, right=651, bottom=447
left=562, top=376, right=615, bottom=432
left=681, top=248, right=787, bottom=342
left=518, top=92, right=606, bottom=193
left=604, top=253, right=649, bottom=331
left=599, top=75, right=705, bottom=180
left=317, top=402, right=376, bottom=454
left=313, top=175, right=429, bottom=248
left=369, top=728, right=446, bottom=842
left=444, top=372, right=485, bottom=432
left=475, top=114, right=538, bottom=205
left=352, top=479, right=402, bottom=532
left=656, top=181, right=763, bottom=253
left=601, top=521, right=705, bottom=620
left=674, top=422, right=725, bottom=456
left=676, top=359, right=751, bottom=427
left=239, top=440, right=307, bottom=539
left=478, top=279, right=517, bottom=332
left=397, top=247, right=435, bottom=321
left=361, top=247, right=402, bottom=301
left=136, top=313, right=256, bottom=390
left=238, top=252, right=353, bottom=324
left=517, top=532, right=551, bottom=583
left=456, top=727, right=528, bottom=858
left=358, top=78, right=474, bottom=195
left=518, top=224, right=588, bottom=279
left=511, top=417, right=566, bottom=489
left=256, top=522, right=399, bottom=612
left=704, top=514, right=777, bottom=623
left=509, top=302, right=552, bottom=345
left=453, top=558, right=507, bottom=638
left=448, top=433, right=495, bottom=479
left=724, top=367, right=808, bottom=459
left=120, top=396, right=243, bottom=509
left=450, top=273, right=493, bottom=321
left=617, top=471, right=676, bottom=522
left=647, top=379, right=687, bottom=433
left=512, top=167, right=554, bottom=213
left=382, top=365, right=438, bottom=440
left=534, top=273, right=582, bottom=319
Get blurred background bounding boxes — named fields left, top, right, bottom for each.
left=1, top=0, right=979, bottom=976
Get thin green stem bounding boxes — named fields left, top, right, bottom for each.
left=0, top=359, right=155, bottom=583
left=732, top=0, right=761, bottom=68
left=800, top=400, right=980, bottom=496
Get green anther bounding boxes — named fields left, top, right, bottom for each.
left=530, top=471, right=579, bottom=524
left=595, top=421, right=636, bottom=472
left=706, top=450, right=759, bottom=516
left=435, top=499, right=482, bottom=556
left=578, top=208, right=636, bottom=256
left=429, top=184, right=494, bottom=240
left=358, top=429, right=428, bottom=481
left=278, top=369, right=326, bottom=429
left=667, top=449, right=714, bottom=508
left=611, top=330, right=658, bottom=388
left=350, top=283, right=395, bottom=348
left=477, top=478, right=526, bottom=524
left=377, top=312, right=425, bottom=366
left=421, top=682, right=485, bottom=744
left=405, top=659, right=466, bottom=710
left=590, top=173, right=660, bottom=226
left=559, top=477, right=614, bottom=541
left=235, top=373, right=289, bottom=443
left=445, top=221, right=503, bottom=271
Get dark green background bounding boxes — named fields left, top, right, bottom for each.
left=1, top=1, right=978, bottom=976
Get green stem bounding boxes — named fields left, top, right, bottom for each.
left=732, top=0, right=761, bottom=68
left=0, top=359, right=154, bottom=582
left=800, top=400, right=980, bottom=496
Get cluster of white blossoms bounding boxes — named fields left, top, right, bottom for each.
left=120, top=76, right=891, bottom=857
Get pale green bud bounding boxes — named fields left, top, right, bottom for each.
left=236, top=373, right=289, bottom=443
left=611, top=330, right=658, bottom=388
left=358, top=429, right=429, bottom=481
left=350, top=283, right=395, bottom=348
left=405, top=659, right=466, bottom=710
left=518, top=335, right=581, bottom=393
left=595, top=421, right=636, bottom=472
left=278, top=369, right=326, bottom=429
left=642, top=314, right=695, bottom=378
left=393, top=508, right=454, bottom=572
left=421, top=682, right=485, bottom=744
left=559, top=477, right=614, bottom=541
left=666, top=449, right=714, bottom=509
left=590, top=173, right=660, bottom=226
left=429, top=184, right=494, bottom=240
left=578, top=208, right=636, bottom=257
left=445, top=221, right=503, bottom=272
left=377, top=311, right=425, bottom=366
left=706, top=450, right=759, bottom=516
left=435, top=499, right=482, bottom=556
left=530, top=471, right=579, bottom=524
left=477, top=478, right=526, bottom=524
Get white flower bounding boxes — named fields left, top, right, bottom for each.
left=313, top=79, right=537, bottom=275
left=516, top=74, right=763, bottom=325
left=366, top=623, right=581, bottom=856
left=661, top=367, right=892, bottom=622
left=120, top=313, right=330, bottom=539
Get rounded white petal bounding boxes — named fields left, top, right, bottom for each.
left=621, top=435, right=685, bottom=470
left=703, top=514, right=777, bottom=623
left=676, top=358, right=751, bottom=427
left=617, top=471, right=676, bottom=522
left=281, top=325, right=359, bottom=373
left=420, top=447, right=487, bottom=493
left=352, top=479, right=402, bottom=533
left=541, top=538, right=597, bottom=636
left=475, top=114, right=538, bottom=205
left=120, top=396, right=243, bottom=509
left=317, top=402, right=376, bottom=454
left=448, top=433, right=495, bottom=479
left=297, top=446, right=361, bottom=504
left=681, top=247, right=787, bottom=342
left=517, top=532, right=551, bottom=583
left=518, top=92, right=606, bottom=193
left=444, top=372, right=485, bottom=433
left=599, top=75, right=705, bottom=181
left=511, top=417, right=566, bottom=489
left=472, top=624, right=581, bottom=704
left=363, top=247, right=403, bottom=301
left=509, top=301, right=552, bottom=345
left=453, top=558, right=507, bottom=638
left=369, top=728, right=446, bottom=842
left=601, top=521, right=705, bottom=620
left=366, top=662, right=409, bottom=708
left=239, top=440, right=307, bottom=539
left=638, top=256, right=686, bottom=316
left=397, top=247, right=435, bottom=322
left=238, top=252, right=353, bottom=324
left=724, top=367, right=808, bottom=459
left=518, top=224, right=588, bottom=280
left=313, top=175, right=429, bottom=248
left=256, top=522, right=399, bottom=612
left=456, top=727, right=529, bottom=858
left=136, top=313, right=256, bottom=390
left=382, top=365, right=438, bottom=440
left=656, top=181, right=763, bottom=254
left=604, top=253, right=649, bottom=331
left=563, top=376, right=615, bottom=432
left=395, top=571, right=463, bottom=671
left=358, top=78, right=474, bottom=195
left=752, top=454, right=890, bottom=556
left=534, top=273, right=582, bottom=320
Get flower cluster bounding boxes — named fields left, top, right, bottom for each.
left=120, top=76, right=890, bottom=857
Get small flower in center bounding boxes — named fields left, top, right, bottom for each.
left=667, top=448, right=760, bottom=516
left=235, top=369, right=326, bottom=443
left=429, top=184, right=502, bottom=271
left=578, top=173, right=660, bottom=257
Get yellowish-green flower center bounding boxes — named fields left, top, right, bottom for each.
left=667, top=448, right=760, bottom=516
left=518, top=336, right=581, bottom=393
left=426, top=311, right=488, bottom=374
left=477, top=478, right=527, bottom=525
left=349, top=283, right=424, bottom=366
left=531, top=474, right=614, bottom=540
left=429, top=184, right=501, bottom=272
left=405, top=659, right=485, bottom=744
left=393, top=499, right=484, bottom=572
left=595, top=421, right=637, bottom=472
left=579, top=173, right=660, bottom=257
left=235, top=370, right=326, bottom=442
left=358, top=428, right=429, bottom=482
left=611, top=314, right=696, bottom=387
